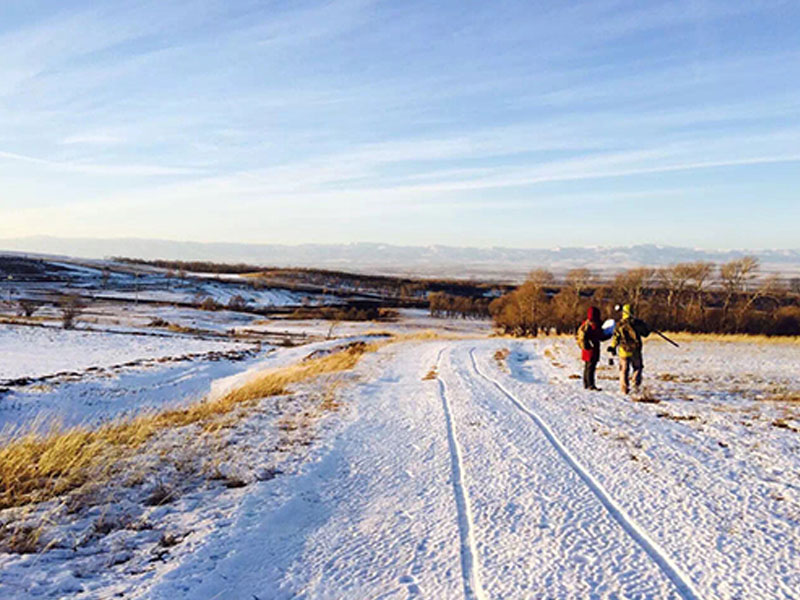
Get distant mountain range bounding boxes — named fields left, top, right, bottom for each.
left=2, top=236, right=799, bottom=281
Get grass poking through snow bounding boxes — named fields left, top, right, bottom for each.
left=0, top=340, right=383, bottom=510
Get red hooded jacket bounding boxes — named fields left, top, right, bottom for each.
left=580, top=306, right=606, bottom=362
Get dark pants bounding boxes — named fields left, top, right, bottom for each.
left=582, top=360, right=598, bottom=389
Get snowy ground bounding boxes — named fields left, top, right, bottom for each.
left=0, top=322, right=798, bottom=599
left=0, top=325, right=252, bottom=384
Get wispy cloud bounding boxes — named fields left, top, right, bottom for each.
left=59, top=133, right=125, bottom=146
left=0, top=149, right=201, bottom=176
left=0, top=0, right=798, bottom=248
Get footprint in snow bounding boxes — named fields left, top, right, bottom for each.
left=398, top=575, right=421, bottom=597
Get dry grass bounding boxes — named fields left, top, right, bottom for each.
left=761, top=390, right=800, bottom=403
left=166, top=323, right=197, bottom=335
left=631, top=388, right=661, bottom=404
left=663, top=332, right=800, bottom=345
left=0, top=341, right=382, bottom=510
left=361, top=329, right=395, bottom=337
left=0, top=522, right=45, bottom=554
left=771, top=419, right=800, bottom=432
left=493, top=348, right=510, bottom=362
left=493, top=348, right=510, bottom=372
left=656, top=411, right=700, bottom=422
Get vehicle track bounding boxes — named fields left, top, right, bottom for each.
left=468, top=347, right=703, bottom=600
left=436, top=349, right=487, bottom=600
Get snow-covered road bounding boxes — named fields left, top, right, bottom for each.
left=2, top=337, right=797, bottom=599
left=137, top=338, right=798, bottom=600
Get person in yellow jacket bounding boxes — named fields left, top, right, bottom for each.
left=608, top=304, right=650, bottom=394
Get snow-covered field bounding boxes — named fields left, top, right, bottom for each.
left=0, top=325, right=251, bottom=383
left=0, top=318, right=798, bottom=599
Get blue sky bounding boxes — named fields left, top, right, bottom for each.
left=1, top=0, right=799, bottom=249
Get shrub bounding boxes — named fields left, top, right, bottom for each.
left=17, top=299, right=42, bottom=318
left=59, top=295, right=85, bottom=329
left=227, top=295, right=249, bottom=311
left=199, top=297, right=220, bottom=311
left=772, top=306, right=800, bottom=336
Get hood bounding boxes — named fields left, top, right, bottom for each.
left=622, top=304, right=633, bottom=320
left=587, top=306, right=600, bottom=323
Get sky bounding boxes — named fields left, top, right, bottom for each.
left=1, top=0, right=799, bottom=250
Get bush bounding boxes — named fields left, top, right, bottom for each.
left=17, top=299, right=41, bottom=318
left=59, top=296, right=85, bottom=329
left=772, top=307, right=800, bottom=336
left=227, top=295, right=249, bottom=311
left=198, top=297, right=220, bottom=311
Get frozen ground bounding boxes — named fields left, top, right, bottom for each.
left=0, top=325, right=798, bottom=599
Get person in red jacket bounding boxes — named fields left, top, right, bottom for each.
left=577, top=306, right=609, bottom=390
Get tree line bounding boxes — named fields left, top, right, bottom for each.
left=463, top=257, right=800, bottom=336
left=428, top=292, right=491, bottom=319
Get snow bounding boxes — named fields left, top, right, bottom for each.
left=0, top=325, right=249, bottom=383
left=90, top=282, right=322, bottom=308
left=0, top=328, right=798, bottom=599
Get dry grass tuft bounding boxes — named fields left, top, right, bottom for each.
left=0, top=522, right=45, bottom=554
left=422, top=367, right=438, bottom=381
left=631, top=389, right=661, bottom=404
left=656, top=411, right=700, bottom=422
left=761, top=390, right=800, bottom=403
left=771, top=419, right=799, bottom=432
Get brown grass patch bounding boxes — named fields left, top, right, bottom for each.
left=771, top=419, right=799, bottom=432
left=631, top=389, right=661, bottom=404
left=761, top=390, right=800, bottom=403
left=0, top=341, right=381, bottom=510
left=422, top=367, right=438, bottom=381
left=656, top=411, right=700, bottom=422
left=664, top=332, right=800, bottom=345
left=493, top=347, right=509, bottom=363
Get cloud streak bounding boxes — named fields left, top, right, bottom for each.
left=0, top=0, right=798, bottom=248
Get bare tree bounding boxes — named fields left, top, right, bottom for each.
left=658, top=263, right=695, bottom=325
left=613, top=268, right=654, bottom=309
left=17, top=299, right=42, bottom=318
left=720, top=256, right=760, bottom=321
left=519, top=269, right=554, bottom=336
left=59, top=295, right=85, bottom=329
left=565, top=268, right=593, bottom=296
left=732, top=275, right=783, bottom=331
left=550, top=268, right=595, bottom=332
left=685, top=262, right=714, bottom=330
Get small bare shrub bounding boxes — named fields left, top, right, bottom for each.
left=0, top=523, right=44, bottom=554
left=59, top=295, right=85, bottom=329
left=158, top=531, right=184, bottom=548
left=422, top=367, right=438, bottom=381
left=17, top=299, right=42, bottom=318
left=227, top=295, right=249, bottom=311
left=494, top=348, right=510, bottom=371
left=145, top=481, right=177, bottom=506
left=197, top=296, right=220, bottom=311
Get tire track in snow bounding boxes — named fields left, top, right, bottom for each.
left=468, top=347, right=703, bottom=600
left=436, top=349, right=487, bottom=600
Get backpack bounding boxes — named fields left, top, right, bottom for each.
left=575, top=321, right=591, bottom=350
left=616, top=320, right=640, bottom=354
left=633, top=318, right=651, bottom=338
